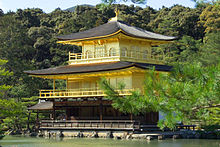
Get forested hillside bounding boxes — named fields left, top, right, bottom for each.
left=0, top=2, right=219, bottom=131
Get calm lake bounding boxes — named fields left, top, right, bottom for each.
left=0, top=136, right=219, bottom=147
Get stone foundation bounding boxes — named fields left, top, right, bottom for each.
left=38, top=130, right=220, bottom=140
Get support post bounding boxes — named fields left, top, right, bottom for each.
left=52, top=99, right=56, bottom=120
left=53, top=79, right=55, bottom=92
left=99, top=99, right=103, bottom=121
left=66, top=78, right=68, bottom=89
left=35, top=110, right=39, bottom=131
left=130, top=113, right=133, bottom=121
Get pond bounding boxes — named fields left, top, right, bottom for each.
left=0, top=136, right=219, bottom=147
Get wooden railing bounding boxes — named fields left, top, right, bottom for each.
left=40, top=120, right=140, bottom=130
left=39, top=88, right=134, bottom=98
left=176, top=125, right=197, bottom=130
left=68, top=51, right=164, bottom=64
left=69, top=51, right=120, bottom=64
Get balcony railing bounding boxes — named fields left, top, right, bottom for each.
left=40, top=120, right=140, bottom=130
left=68, top=50, right=164, bottom=64
left=39, top=88, right=134, bottom=98
left=69, top=51, right=120, bottom=64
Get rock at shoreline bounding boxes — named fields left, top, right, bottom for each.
left=158, top=135, right=165, bottom=140
left=173, top=134, right=181, bottom=139
left=146, top=136, right=153, bottom=140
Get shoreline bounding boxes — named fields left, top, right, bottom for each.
left=9, top=130, right=219, bottom=140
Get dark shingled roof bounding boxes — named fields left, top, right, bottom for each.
left=24, top=61, right=172, bottom=76
left=28, top=102, right=53, bottom=110
left=57, top=20, right=177, bottom=41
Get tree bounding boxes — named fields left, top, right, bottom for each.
left=144, top=63, right=220, bottom=129
left=102, top=0, right=146, bottom=5
left=0, top=9, right=3, bottom=16
left=0, top=99, right=26, bottom=131
left=159, top=35, right=202, bottom=64
left=199, top=31, right=220, bottom=66
left=199, top=4, right=220, bottom=33
left=100, top=63, right=220, bottom=129
left=0, top=59, right=13, bottom=99
left=99, top=78, right=146, bottom=120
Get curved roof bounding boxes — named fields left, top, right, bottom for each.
left=28, top=102, right=53, bottom=110
left=24, top=61, right=172, bottom=76
left=57, top=20, right=177, bottom=41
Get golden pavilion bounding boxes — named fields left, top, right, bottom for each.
left=25, top=13, right=176, bottom=131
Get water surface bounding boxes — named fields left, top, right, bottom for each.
left=0, top=136, right=219, bottom=147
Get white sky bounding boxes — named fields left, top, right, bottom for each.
left=0, top=0, right=196, bottom=13
left=0, top=0, right=4, bottom=11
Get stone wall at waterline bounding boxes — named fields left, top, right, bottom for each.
left=37, top=130, right=220, bottom=140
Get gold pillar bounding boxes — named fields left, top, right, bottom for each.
left=53, top=79, right=55, bottom=91
left=66, top=78, right=68, bottom=89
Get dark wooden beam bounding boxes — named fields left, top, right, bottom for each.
left=52, top=99, right=56, bottom=120
left=99, top=99, right=103, bottom=120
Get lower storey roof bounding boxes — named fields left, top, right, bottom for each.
left=28, top=101, right=53, bottom=110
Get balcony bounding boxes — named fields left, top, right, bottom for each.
left=68, top=50, right=164, bottom=65
left=68, top=51, right=120, bottom=64
left=39, top=88, right=134, bottom=98
left=40, top=120, right=140, bottom=131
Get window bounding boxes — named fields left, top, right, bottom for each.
left=85, top=50, right=92, bottom=59
left=143, top=50, right=149, bottom=59
left=109, top=48, right=116, bottom=56
left=136, top=47, right=140, bottom=58
left=131, top=46, right=136, bottom=58
left=95, top=45, right=104, bottom=57
left=121, top=47, right=127, bottom=57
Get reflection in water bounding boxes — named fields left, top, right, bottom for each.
left=0, top=136, right=219, bottom=147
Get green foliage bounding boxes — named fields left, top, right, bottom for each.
left=100, top=63, right=220, bottom=129
left=102, top=0, right=146, bottom=5
left=0, top=9, right=3, bottom=16
left=0, top=99, right=27, bottom=130
left=198, top=3, right=220, bottom=33
left=199, top=31, right=220, bottom=66
left=0, top=59, right=13, bottom=99
left=99, top=78, right=146, bottom=117
left=160, top=35, right=202, bottom=64
left=144, top=63, right=220, bottom=129
left=201, top=124, right=220, bottom=131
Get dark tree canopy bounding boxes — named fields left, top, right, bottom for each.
left=0, top=9, right=3, bottom=16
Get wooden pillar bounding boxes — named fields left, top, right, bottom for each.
left=99, top=99, right=103, bottom=120
left=53, top=79, right=55, bottom=91
left=52, top=99, right=56, bottom=120
left=130, top=113, right=133, bottom=121
left=36, top=110, right=39, bottom=122
left=35, top=110, right=39, bottom=130
left=66, top=78, right=68, bottom=89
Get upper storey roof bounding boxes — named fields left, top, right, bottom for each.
left=57, top=20, right=177, bottom=42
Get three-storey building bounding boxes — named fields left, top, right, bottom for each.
left=25, top=14, right=176, bottom=131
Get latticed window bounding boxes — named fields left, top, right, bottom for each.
left=109, top=48, right=116, bottom=56
left=95, top=45, right=105, bottom=57
left=143, top=50, right=149, bottom=59
left=131, top=46, right=136, bottom=58
left=121, top=47, right=127, bottom=57
left=85, top=50, right=92, bottom=59
left=136, top=47, right=140, bottom=58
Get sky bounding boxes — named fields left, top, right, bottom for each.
left=0, top=0, right=196, bottom=13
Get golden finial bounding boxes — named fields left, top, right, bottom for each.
left=115, top=8, right=119, bottom=17
left=108, top=8, right=120, bottom=22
